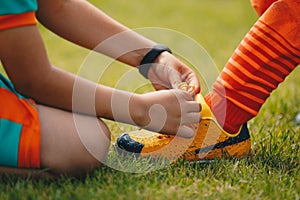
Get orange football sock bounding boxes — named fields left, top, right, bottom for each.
left=205, top=0, right=300, bottom=134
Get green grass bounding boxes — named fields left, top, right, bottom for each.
left=1, top=0, right=300, bottom=199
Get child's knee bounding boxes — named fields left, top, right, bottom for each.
left=65, top=119, right=112, bottom=177
left=38, top=106, right=112, bottom=177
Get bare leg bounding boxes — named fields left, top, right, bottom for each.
left=0, top=104, right=111, bottom=178
left=38, top=104, right=111, bottom=176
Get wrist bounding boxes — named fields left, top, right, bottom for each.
left=129, top=94, right=150, bottom=127
left=138, top=44, right=172, bottom=79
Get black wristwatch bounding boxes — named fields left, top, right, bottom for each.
left=138, top=44, right=172, bottom=79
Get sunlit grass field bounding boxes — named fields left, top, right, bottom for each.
left=0, top=0, right=299, bottom=199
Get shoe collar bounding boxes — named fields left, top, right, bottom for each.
left=195, top=93, right=242, bottom=137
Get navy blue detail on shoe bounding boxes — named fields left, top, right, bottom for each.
left=116, top=133, right=144, bottom=153
left=194, top=123, right=250, bottom=154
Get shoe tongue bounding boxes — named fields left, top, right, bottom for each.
left=195, top=94, right=213, bottom=118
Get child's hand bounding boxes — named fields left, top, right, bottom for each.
left=131, top=89, right=201, bottom=138
left=147, top=51, right=200, bottom=95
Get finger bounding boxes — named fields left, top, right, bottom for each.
left=183, top=101, right=202, bottom=112
left=176, top=125, right=195, bottom=138
left=185, top=123, right=198, bottom=133
left=181, top=112, right=202, bottom=124
left=172, top=89, right=194, bottom=102
left=186, top=75, right=201, bottom=94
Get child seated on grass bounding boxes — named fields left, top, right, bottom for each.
left=1, top=0, right=299, bottom=178
left=0, top=0, right=201, bottom=177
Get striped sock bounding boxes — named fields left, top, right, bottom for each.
left=205, top=0, right=300, bottom=134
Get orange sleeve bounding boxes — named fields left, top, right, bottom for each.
left=0, top=12, right=37, bottom=31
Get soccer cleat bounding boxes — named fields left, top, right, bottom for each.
left=116, top=93, right=251, bottom=162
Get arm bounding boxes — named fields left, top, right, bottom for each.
left=36, top=0, right=154, bottom=67
left=0, top=26, right=200, bottom=137
left=36, top=0, right=200, bottom=93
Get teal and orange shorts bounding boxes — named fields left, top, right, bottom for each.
left=0, top=0, right=40, bottom=169
left=0, top=73, right=40, bottom=168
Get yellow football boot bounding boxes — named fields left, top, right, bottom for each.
left=116, top=85, right=251, bottom=162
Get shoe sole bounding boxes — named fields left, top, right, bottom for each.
left=116, top=123, right=251, bottom=162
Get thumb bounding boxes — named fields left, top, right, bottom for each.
left=169, top=71, right=182, bottom=89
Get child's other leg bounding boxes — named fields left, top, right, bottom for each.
left=205, top=0, right=300, bottom=134
left=38, top=104, right=111, bottom=177
left=250, top=0, right=278, bottom=16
